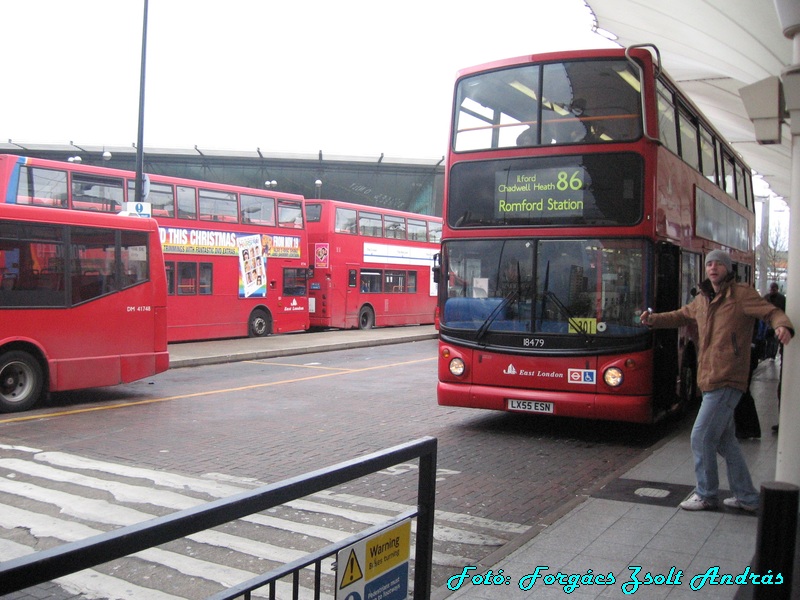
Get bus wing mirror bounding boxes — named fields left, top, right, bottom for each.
left=432, top=253, right=441, bottom=284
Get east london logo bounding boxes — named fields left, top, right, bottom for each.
left=503, top=364, right=563, bottom=378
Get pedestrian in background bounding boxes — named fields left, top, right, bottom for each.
left=764, top=281, right=787, bottom=432
left=763, top=282, right=786, bottom=359
left=640, top=250, right=794, bottom=512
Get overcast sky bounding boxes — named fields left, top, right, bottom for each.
left=1, top=0, right=617, bottom=159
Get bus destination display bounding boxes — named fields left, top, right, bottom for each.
left=495, top=166, right=586, bottom=220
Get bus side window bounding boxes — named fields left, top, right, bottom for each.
left=165, top=262, right=175, bottom=295
left=359, top=211, right=382, bottom=237
left=384, top=215, right=406, bottom=239
left=72, top=173, right=124, bottom=213
left=177, top=186, right=197, bottom=220
left=408, top=219, right=427, bottom=241
left=199, top=262, right=213, bottom=295
left=199, top=189, right=237, bottom=223
left=336, top=208, right=357, bottom=234
left=282, top=268, right=307, bottom=296
left=18, top=166, right=68, bottom=208
left=278, top=200, right=303, bottom=228
left=178, top=262, right=197, bottom=295
left=407, top=271, right=417, bottom=293
left=348, top=269, right=358, bottom=288
left=147, top=182, right=175, bottom=218
left=240, top=194, right=276, bottom=226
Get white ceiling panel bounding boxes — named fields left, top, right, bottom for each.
left=586, top=0, right=794, bottom=198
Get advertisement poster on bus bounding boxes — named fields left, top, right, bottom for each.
left=159, top=227, right=301, bottom=259
left=314, top=243, right=330, bottom=269
left=237, top=234, right=267, bottom=298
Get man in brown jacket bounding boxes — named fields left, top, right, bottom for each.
left=641, top=250, right=793, bottom=512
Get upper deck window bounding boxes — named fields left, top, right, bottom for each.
left=335, top=207, right=357, bottom=233
left=72, top=173, right=125, bottom=213
left=384, top=215, right=406, bottom=239
left=129, top=181, right=174, bottom=218
left=454, top=59, right=642, bottom=152
left=278, top=200, right=304, bottom=228
left=240, top=193, right=276, bottom=226
left=199, top=189, right=238, bottom=223
left=359, top=211, right=382, bottom=237
left=16, top=166, right=68, bottom=208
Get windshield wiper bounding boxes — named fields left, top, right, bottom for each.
left=540, top=290, right=593, bottom=345
left=476, top=291, right=519, bottom=341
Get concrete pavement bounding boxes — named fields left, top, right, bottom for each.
left=168, top=325, right=438, bottom=368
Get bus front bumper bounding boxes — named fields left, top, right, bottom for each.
left=437, top=381, right=654, bottom=424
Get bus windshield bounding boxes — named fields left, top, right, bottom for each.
left=442, top=238, right=648, bottom=338
left=454, top=58, right=642, bottom=151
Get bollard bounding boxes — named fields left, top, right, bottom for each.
left=752, top=481, right=799, bottom=600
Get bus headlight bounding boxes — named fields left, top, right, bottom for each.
left=603, top=367, right=624, bottom=387
left=449, top=357, right=466, bottom=377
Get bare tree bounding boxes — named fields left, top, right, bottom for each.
left=763, top=225, right=788, bottom=283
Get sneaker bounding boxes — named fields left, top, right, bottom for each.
left=723, top=497, right=758, bottom=512
left=680, top=493, right=717, bottom=511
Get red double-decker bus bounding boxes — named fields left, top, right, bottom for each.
left=0, top=203, right=169, bottom=412
left=437, top=45, right=756, bottom=424
left=305, top=199, right=441, bottom=329
left=0, top=154, right=309, bottom=342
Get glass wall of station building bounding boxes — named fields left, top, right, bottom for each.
left=3, top=147, right=444, bottom=217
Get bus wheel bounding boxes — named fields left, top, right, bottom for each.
left=0, top=351, right=44, bottom=413
left=358, top=306, right=375, bottom=330
left=248, top=309, right=272, bottom=337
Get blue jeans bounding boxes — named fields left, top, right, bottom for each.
left=691, top=387, right=759, bottom=505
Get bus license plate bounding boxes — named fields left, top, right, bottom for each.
left=507, top=399, right=554, bottom=414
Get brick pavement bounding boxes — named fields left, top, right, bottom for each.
left=1, top=326, right=709, bottom=598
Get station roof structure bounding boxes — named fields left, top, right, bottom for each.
left=587, top=0, right=794, bottom=200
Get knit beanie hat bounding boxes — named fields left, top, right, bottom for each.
left=705, top=249, right=732, bottom=273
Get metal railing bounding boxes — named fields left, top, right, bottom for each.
left=0, top=436, right=438, bottom=599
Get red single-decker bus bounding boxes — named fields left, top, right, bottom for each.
left=0, top=203, right=169, bottom=412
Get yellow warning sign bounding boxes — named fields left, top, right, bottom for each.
left=365, top=520, right=411, bottom=580
left=339, top=549, right=364, bottom=589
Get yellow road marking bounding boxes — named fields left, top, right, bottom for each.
left=0, top=357, right=436, bottom=424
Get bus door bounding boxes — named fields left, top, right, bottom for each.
left=345, top=266, right=360, bottom=324
left=652, top=242, right=681, bottom=413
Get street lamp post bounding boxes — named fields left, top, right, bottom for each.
left=315, top=179, right=322, bottom=198
left=134, top=0, right=149, bottom=204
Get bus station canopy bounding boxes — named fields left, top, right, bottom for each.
left=587, top=0, right=794, bottom=200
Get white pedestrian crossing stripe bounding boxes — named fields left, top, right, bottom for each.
left=0, top=446, right=527, bottom=599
